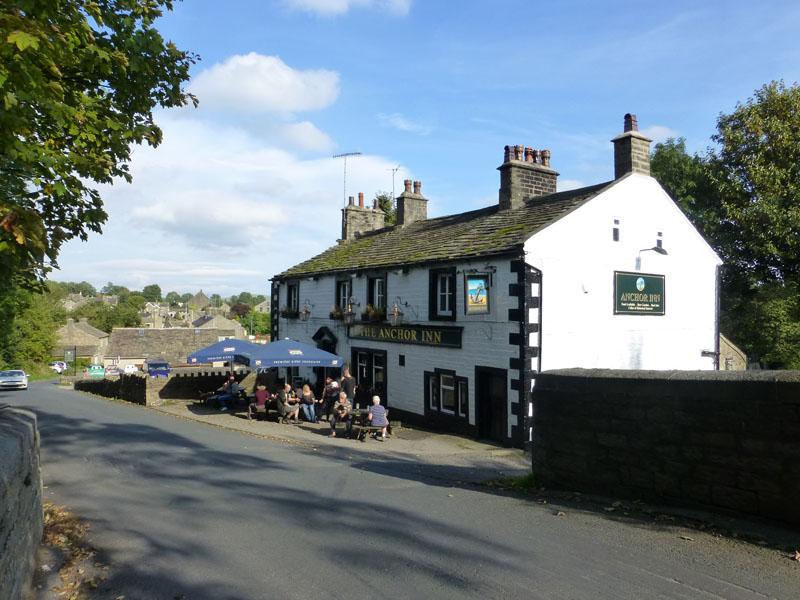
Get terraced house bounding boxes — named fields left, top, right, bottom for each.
left=271, top=115, right=721, bottom=447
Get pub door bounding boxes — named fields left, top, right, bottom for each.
left=352, top=348, right=387, bottom=402
left=475, top=367, right=507, bottom=443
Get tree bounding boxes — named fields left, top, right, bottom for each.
left=0, top=1, right=197, bottom=290
left=70, top=298, right=140, bottom=332
left=229, top=302, right=251, bottom=318
left=0, top=281, right=65, bottom=369
left=651, top=81, right=800, bottom=367
left=57, top=280, right=97, bottom=297
left=101, top=282, right=130, bottom=296
left=142, top=284, right=162, bottom=302
left=375, top=190, right=396, bottom=227
left=243, top=311, right=270, bottom=337
left=180, top=292, right=192, bottom=303
left=165, top=291, right=181, bottom=304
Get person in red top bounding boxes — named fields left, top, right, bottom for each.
left=247, top=385, right=271, bottom=420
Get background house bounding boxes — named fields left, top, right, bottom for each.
left=55, top=318, right=109, bottom=362
left=103, top=327, right=237, bottom=369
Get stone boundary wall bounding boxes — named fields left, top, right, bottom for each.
left=73, top=370, right=254, bottom=406
left=531, top=369, right=800, bottom=526
left=0, top=407, right=43, bottom=600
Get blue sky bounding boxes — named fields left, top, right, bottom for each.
left=53, top=0, right=800, bottom=297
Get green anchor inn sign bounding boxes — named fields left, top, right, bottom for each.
left=349, top=323, right=463, bottom=348
left=614, top=271, right=665, bottom=315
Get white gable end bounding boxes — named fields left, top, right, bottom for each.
left=524, top=174, right=721, bottom=371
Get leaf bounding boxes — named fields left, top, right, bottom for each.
left=680, top=536, right=694, bottom=542
left=790, top=551, right=800, bottom=562
left=7, top=31, right=40, bottom=51
left=555, top=511, right=566, bottom=517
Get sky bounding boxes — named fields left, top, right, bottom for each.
left=52, top=0, right=800, bottom=298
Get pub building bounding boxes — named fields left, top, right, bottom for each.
left=270, top=115, right=721, bottom=447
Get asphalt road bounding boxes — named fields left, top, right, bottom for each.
left=9, top=381, right=799, bottom=600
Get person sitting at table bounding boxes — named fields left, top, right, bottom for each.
left=319, top=376, right=339, bottom=422
left=367, top=395, right=388, bottom=441
left=216, top=374, right=240, bottom=412
left=299, top=384, right=317, bottom=423
left=329, top=391, right=352, bottom=438
left=276, top=383, right=300, bottom=424
left=248, top=384, right=271, bottom=420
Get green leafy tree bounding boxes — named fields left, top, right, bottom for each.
left=165, top=290, right=181, bottom=304
left=239, top=310, right=270, bottom=337
left=70, top=298, right=140, bottom=332
left=180, top=292, right=192, bottom=303
left=375, top=190, right=396, bottom=227
left=651, top=81, right=800, bottom=367
left=0, top=1, right=197, bottom=290
left=0, top=281, right=65, bottom=369
left=142, top=284, right=162, bottom=302
left=126, top=293, right=146, bottom=311
left=56, top=280, right=97, bottom=297
left=100, top=282, right=130, bottom=296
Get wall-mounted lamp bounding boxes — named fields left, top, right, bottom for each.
left=342, top=297, right=360, bottom=325
left=635, top=246, right=668, bottom=270
left=389, top=297, right=409, bottom=326
left=299, top=299, right=313, bottom=322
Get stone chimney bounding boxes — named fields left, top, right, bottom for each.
left=498, top=145, right=558, bottom=210
left=396, top=179, right=428, bottom=226
left=341, top=192, right=386, bottom=241
left=611, top=113, right=652, bottom=178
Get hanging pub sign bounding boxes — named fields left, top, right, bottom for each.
left=465, top=273, right=490, bottom=314
left=614, top=271, right=665, bottom=315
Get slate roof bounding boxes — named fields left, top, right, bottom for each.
left=105, top=328, right=236, bottom=363
left=274, top=182, right=610, bottom=279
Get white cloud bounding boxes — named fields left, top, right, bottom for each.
left=54, top=113, right=404, bottom=295
left=189, top=53, right=340, bottom=113
left=282, top=0, right=410, bottom=16
left=641, top=125, right=679, bottom=144
left=279, top=121, right=335, bottom=152
left=557, top=179, right=585, bottom=192
left=377, top=112, right=432, bottom=135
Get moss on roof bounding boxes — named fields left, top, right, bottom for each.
left=275, top=183, right=611, bottom=279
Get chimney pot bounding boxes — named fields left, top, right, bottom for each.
left=373, top=198, right=379, bottom=210
left=404, top=179, right=412, bottom=193
left=533, top=149, right=542, bottom=164
left=541, top=149, right=551, bottom=167
left=624, top=113, right=638, bottom=132
left=503, top=146, right=511, bottom=163
left=348, top=196, right=355, bottom=205
left=525, top=147, right=534, bottom=163
left=514, top=145, right=524, bottom=161
left=413, top=181, right=421, bottom=195
left=358, top=192, right=364, bottom=207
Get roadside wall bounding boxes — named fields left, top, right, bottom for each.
left=0, top=407, right=43, bottom=600
left=531, top=369, right=800, bottom=526
left=73, top=370, right=254, bottom=406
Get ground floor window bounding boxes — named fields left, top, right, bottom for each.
left=425, top=368, right=468, bottom=418
left=351, top=347, right=387, bottom=403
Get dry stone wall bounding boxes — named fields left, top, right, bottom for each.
left=531, top=369, right=800, bottom=526
left=0, top=407, right=43, bottom=600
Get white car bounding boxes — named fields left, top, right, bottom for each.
left=49, top=361, right=69, bottom=374
left=123, top=364, right=140, bottom=374
left=0, top=370, right=29, bottom=390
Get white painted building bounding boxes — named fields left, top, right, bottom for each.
left=270, top=115, right=722, bottom=446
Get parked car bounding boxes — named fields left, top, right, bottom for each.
left=0, top=370, right=29, bottom=390
left=123, top=364, right=140, bottom=374
left=106, top=365, right=120, bottom=377
left=49, top=361, right=70, bottom=374
left=145, top=361, right=170, bottom=377
left=87, top=364, right=105, bottom=377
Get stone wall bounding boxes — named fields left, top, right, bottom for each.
left=531, top=369, right=800, bottom=526
left=0, top=407, right=43, bottom=600
left=73, top=370, right=254, bottom=406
